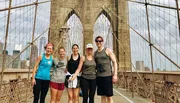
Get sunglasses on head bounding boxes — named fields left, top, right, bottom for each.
left=95, top=40, right=103, bottom=42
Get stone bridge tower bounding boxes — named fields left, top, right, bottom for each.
left=49, top=0, right=131, bottom=71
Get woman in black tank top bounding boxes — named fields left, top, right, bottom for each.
left=66, top=44, right=81, bottom=103
left=67, top=53, right=80, bottom=74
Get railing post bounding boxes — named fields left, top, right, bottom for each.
left=123, top=52, right=127, bottom=90
left=28, top=0, right=39, bottom=80
left=0, top=0, right=12, bottom=88
left=144, top=0, right=156, bottom=101
left=175, top=0, right=180, bottom=37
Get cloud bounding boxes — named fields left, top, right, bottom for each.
left=0, top=1, right=50, bottom=59
left=129, top=1, right=180, bottom=71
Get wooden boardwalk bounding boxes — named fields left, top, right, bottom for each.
left=27, top=88, right=153, bottom=103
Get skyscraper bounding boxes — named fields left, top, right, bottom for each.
left=25, top=42, right=31, bottom=60
left=32, top=44, right=38, bottom=60
left=30, top=44, right=38, bottom=68
left=15, top=44, right=22, bottom=51
left=39, top=37, right=46, bottom=55
left=136, top=61, right=145, bottom=71
left=0, top=42, right=3, bottom=54
left=12, top=50, right=21, bottom=68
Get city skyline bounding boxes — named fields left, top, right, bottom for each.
left=0, top=0, right=179, bottom=71
left=39, top=37, right=47, bottom=56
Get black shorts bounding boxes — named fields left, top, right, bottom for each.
left=96, top=76, right=113, bottom=97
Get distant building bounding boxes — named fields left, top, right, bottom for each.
left=30, top=45, right=38, bottom=68
left=2, top=50, right=8, bottom=55
left=145, top=67, right=150, bottom=71
left=136, top=61, right=145, bottom=71
left=21, top=60, right=29, bottom=69
left=32, top=45, right=38, bottom=60
left=39, top=37, right=46, bottom=55
left=0, top=54, right=13, bottom=69
left=12, top=50, right=21, bottom=69
left=25, top=42, right=31, bottom=60
left=0, top=42, right=3, bottom=54
left=156, top=68, right=160, bottom=71
left=15, top=44, right=22, bottom=51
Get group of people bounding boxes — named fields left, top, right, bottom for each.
left=31, top=36, right=118, bottom=103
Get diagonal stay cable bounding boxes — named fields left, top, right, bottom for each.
left=130, top=3, right=180, bottom=64
left=1, top=0, right=84, bottom=73
left=111, top=26, right=151, bottom=94
left=102, top=3, right=180, bottom=69
left=99, top=1, right=167, bottom=98
left=98, top=0, right=150, bottom=97
left=104, top=3, right=180, bottom=98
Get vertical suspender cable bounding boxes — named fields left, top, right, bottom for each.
left=28, top=0, right=39, bottom=80
left=0, top=0, right=12, bottom=88
left=145, top=0, right=156, bottom=100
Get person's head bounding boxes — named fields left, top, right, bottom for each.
left=95, top=36, right=104, bottom=48
left=58, top=47, right=65, bottom=58
left=72, top=44, right=79, bottom=55
left=44, top=43, right=53, bottom=55
left=86, top=43, right=93, bottom=55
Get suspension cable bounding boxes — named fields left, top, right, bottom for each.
left=0, top=0, right=85, bottom=86
left=101, top=3, right=180, bottom=69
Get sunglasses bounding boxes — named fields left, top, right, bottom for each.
left=87, top=48, right=93, bottom=50
left=95, top=40, right=103, bottom=43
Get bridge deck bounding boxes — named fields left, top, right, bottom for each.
left=27, top=88, right=153, bottom=103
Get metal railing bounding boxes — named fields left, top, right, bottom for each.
left=0, top=78, right=32, bottom=103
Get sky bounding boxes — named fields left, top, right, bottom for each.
left=129, top=0, right=180, bottom=71
left=65, top=13, right=113, bottom=56
left=0, top=0, right=50, bottom=60
left=0, top=0, right=113, bottom=59
left=0, top=0, right=179, bottom=71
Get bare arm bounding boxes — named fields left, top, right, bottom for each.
left=106, top=48, right=118, bottom=83
left=31, top=56, right=42, bottom=86
left=70, top=56, right=85, bottom=81
left=64, top=56, right=69, bottom=73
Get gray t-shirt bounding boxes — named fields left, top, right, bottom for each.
left=51, top=57, right=67, bottom=83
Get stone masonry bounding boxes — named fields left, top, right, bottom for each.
left=49, top=0, right=131, bottom=71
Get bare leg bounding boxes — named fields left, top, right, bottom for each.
left=73, top=88, right=80, bottom=103
left=50, top=87, right=58, bottom=103
left=67, top=88, right=73, bottom=103
left=107, top=96, right=113, bottom=103
left=55, top=90, right=63, bottom=103
left=101, top=96, right=107, bottom=103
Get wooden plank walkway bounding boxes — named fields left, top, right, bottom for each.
left=27, top=88, right=153, bottom=103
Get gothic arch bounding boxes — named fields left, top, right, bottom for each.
left=93, top=9, right=114, bottom=30
left=64, top=9, right=82, bottom=25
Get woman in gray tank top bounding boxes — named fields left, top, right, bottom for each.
left=69, top=43, right=96, bottom=103
left=50, top=47, right=67, bottom=103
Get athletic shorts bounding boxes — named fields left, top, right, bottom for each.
left=64, top=75, right=81, bottom=88
left=96, top=76, right=113, bottom=97
left=50, top=81, right=65, bottom=90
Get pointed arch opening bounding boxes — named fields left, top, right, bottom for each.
left=93, top=12, right=113, bottom=51
left=95, top=10, right=112, bottom=25
left=65, top=9, right=81, bottom=24
left=66, top=14, right=83, bottom=56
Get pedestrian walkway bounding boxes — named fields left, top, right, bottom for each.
left=27, top=88, right=153, bottom=103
